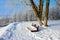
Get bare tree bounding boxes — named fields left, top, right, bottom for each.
left=30, top=0, right=44, bottom=26
left=20, top=0, right=50, bottom=27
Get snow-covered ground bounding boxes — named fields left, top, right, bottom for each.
left=0, top=20, right=60, bottom=40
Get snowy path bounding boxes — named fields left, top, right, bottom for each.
left=0, top=20, right=60, bottom=40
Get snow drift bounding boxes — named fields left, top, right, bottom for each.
left=0, top=20, right=60, bottom=40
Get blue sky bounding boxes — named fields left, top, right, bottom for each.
left=0, top=0, right=55, bottom=17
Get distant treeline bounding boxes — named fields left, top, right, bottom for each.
left=0, top=7, right=60, bottom=26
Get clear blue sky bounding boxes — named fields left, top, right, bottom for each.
left=0, top=0, right=55, bottom=17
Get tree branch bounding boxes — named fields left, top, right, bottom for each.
left=55, top=0, right=60, bottom=6
left=30, top=0, right=39, bottom=17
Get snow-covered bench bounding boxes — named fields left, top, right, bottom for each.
left=27, top=24, right=39, bottom=32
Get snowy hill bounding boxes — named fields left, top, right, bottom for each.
left=0, top=20, right=60, bottom=40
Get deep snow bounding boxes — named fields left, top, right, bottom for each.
left=0, top=20, right=60, bottom=40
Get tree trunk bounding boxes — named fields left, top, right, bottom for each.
left=30, top=0, right=43, bottom=26
left=39, top=0, right=44, bottom=25
left=44, top=0, right=50, bottom=26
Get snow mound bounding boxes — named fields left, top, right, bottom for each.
left=0, top=22, right=19, bottom=40
left=0, top=20, right=60, bottom=40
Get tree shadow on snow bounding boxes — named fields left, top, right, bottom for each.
left=47, top=24, right=60, bottom=27
left=38, top=26, right=46, bottom=32
left=0, top=25, right=8, bottom=27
